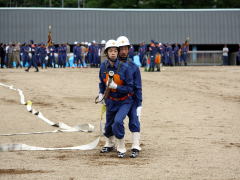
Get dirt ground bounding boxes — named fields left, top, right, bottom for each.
left=0, top=66, right=240, bottom=180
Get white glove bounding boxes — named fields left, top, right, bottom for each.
left=108, top=80, right=117, bottom=89
left=98, top=93, right=104, bottom=104
left=136, top=106, right=142, bottom=117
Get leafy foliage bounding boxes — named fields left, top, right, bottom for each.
left=0, top=0, right=239, bottom=8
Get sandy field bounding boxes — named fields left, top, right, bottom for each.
left=0, top=66, right=240, bottom=180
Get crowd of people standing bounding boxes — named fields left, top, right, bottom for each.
left=0, top=40, right=192, bottom=72
left=1, top=40, right=240, bottom=71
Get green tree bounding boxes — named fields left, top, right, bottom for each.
left=215, top=0, right=240, bottom=8
left=0, top=0, right=239, bottom=8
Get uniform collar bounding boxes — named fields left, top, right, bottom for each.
left=106, top=59, right=119, bottom=68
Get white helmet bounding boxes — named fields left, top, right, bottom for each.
left=104, top=39, right=118, bottom=53
left=117, top=36, right=130, bottom=47
left=101, top=40, right=106, bottom=44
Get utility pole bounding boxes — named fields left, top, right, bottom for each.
left=62, top=0, right=64, bottom=8
left=78, top=0, right=80, bottom=8
left=49, top=0, right=52, bottom=7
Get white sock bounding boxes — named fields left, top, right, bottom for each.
left=116, top=138, right=126, bottom=153
left=104, top=136, right=115, bottom=147
left=131, top=132, right=141, bottom=151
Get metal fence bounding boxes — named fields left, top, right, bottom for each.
left=188, top=51, right=223, bottom=65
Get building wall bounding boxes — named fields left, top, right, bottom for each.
left=0, top=8, right=240, bottom=44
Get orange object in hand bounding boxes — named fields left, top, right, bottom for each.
left=103, top=73, right=124, bottom=92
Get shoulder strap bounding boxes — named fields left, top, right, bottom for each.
left=117, top=62, right=123, bottom=73
left=104, top=60, right=108, bottom=73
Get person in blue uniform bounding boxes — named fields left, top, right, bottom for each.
left=48, top=43, right=56, bottom=68
left=149, top=40, right=158, bottom=72
left=73, top=42, right=84, bottom=67
left=62, top=44, right=67, bottom=68
left=58, top=44, right=64, bottom=68
left=39, top=43, right=47, bottom=69
left=96, top=43, right=101, bottom=68
left=116, top=36, right=142, bottom=158
left=98, top=39, right=133, bottom=158
left=88, top=41, right=96, bottom=67
left=138, top=42, right=147, bottom=67
left=174, top=43, right=180, bottom=66
left=159, top=43, right=165, bottom=65
left=73, top=42, right=78, bottom=67
left=181, top=43, right=189, bottom=66
left=93, top=41, right=99, bottom=68
left=25, top=43, right=39, bottom=72
left=22, top=43, right=29, bottom=67
left=35, top=44, right=40, bottom=66
left=166, top=43, right=173, bottom=66
left=19, top=43, right=25, bottom=67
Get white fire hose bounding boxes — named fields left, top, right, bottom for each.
left=0, top=82, right=103, bottom=151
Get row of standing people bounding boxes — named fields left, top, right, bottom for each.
left=138, top=41, right=189, bottom=72
left=0, top=42, right=106, bottom=69
left=0, top=42, right=69, bottom=69
left=0, top=41, right=189, bottom=70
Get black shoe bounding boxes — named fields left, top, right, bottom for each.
left=130, top=149, right=139, bottom=158
left=117, top=151, right=125, bottom=158
left=25, top=69, right=29, bottom=72
left=100, top=147, right=114, bottom=153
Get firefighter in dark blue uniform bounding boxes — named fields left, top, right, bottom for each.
left=25, top=44, right=39, bottom=72
left=48, top=43, right=56, bottom=68
left=138, top=42, right=147, bottom=67
left=117, top=36, right=142, bottom=158
left=166, top=43, right=173, bottom=66
left=22, top=43, right=30, bottom=67
left=174, top=43, right=180, bottom=66
left=98, top=39, right=133, bottom=158
left=39, top=43, right=47, bottom=69
left=73, top=42, right=83, bottom=67
left=149, top=41, right=158, bottom=72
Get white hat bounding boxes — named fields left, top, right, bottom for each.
left=116, top=36, right=130, bottom=47
left=74, top=41, right=78, bottom=45
left=101, top=40, right=106, bottom=44
left=104, top=39, right=118, bottom=53
left=92, top=40, right=96, bottom=43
